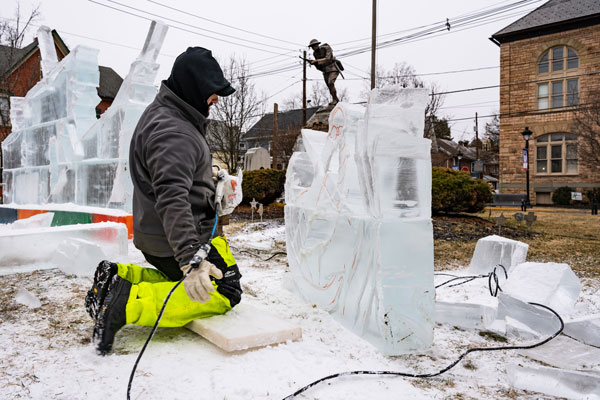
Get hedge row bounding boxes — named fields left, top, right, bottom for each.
left=241, top=167, right=493, bottom=214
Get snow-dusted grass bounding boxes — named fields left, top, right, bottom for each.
left=1, top=220, right=598, bottom=399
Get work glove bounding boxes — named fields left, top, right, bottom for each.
left=180, top=259, right=223, bottom=303
left=212, top=166, right=220, bottom=184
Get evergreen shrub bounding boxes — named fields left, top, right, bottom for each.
left=431, top=167, right=493, bottom=214
left=241, top=169, right=286, bottom=205
left=552, top=186, right=575, bottom=205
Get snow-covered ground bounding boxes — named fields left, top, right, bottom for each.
left=1, top=220, right=598, bottom=399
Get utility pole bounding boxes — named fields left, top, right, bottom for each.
left=475, top=112, right=479, bottom=160
left=272, top=103, right=279, bottom=169
left=370, top=0, right=377, bottom=90
left=302, top=50, right=307, bottom=127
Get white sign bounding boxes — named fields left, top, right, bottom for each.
left=571, top=192, right=582, bottom=201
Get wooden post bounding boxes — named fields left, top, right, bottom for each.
left=370, top=0, right=377, bottom=90
left=302, top=50, right=307, bottom=127
left=272, top=103, right=279, bottom=169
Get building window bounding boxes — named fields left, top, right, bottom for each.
left=535, top=133, right=578, bottom=175
left=537, top=46, right=578, bottom=110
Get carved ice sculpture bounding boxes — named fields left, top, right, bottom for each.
left=285, top=88, right=434, bottom=355
left=2, top=22, right=168, bottom=212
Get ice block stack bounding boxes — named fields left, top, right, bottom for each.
left=2, top=22, right=168, bottom=213
left=2, top=26, right=101, bottom=205
left=285, top=87, right=434, bottom=355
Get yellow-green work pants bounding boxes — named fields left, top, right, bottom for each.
left=118, top=236, right=238, bottom=327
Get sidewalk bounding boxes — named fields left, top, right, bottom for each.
left=485, top=206, right=593, bottom=214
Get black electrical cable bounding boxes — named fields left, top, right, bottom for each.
left=281, top=302, right=564, bottom=400
left=434, top=264, right=507, bottom=297
left=127, top=207, right=220, bottom=399
left=240, top=250, right=287, bottom=262
left=126, top=270, right=189, bottom=400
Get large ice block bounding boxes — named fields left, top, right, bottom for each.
left=495, top=292, right=562, bottom=338
left=0, top=222, right=128, bottom=270
left=285, top=88, right=434, bottom=355
left=507, top=363, right=600, bottom=400
left=564, top=314, right=600, bottom=347
left=435, top=301, right=496, bottom=330
left=502, top=262, right=581, bottom=316
left=51, top=237, right=109, bottom=277
left=2, top=21, right=168, bottom=214
left=468, top=235, right=528, bottom=274
left=519, top=335, right=600, bottom=372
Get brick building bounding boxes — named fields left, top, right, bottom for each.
left=491, top=0, right=600, bottom=204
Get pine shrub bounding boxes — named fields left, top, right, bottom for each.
left=241, top=169, right=286, bottom=205
left=431, top=167, right=493, bottom=214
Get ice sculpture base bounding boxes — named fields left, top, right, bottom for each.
left=285, top=205, right=434, bottom=355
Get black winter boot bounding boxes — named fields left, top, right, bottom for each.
left=93, top=275, right=131, bottom=356
left=85, top=260, right=118, bottom=320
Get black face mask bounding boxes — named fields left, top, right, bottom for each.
left=165, top=47, right=235, bottom=117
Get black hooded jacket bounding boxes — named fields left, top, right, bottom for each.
left=129, top=47, right=234, bottom=265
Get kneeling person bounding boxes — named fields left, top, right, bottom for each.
left=84, top=47, right=242, bottom=355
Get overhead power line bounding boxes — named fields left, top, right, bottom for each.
left=88, top=0, right=298, bottom=57
left=146, top=0, right=303, bottom=47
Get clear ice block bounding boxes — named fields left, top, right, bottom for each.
left=2, top=21, right=168, bottom=214
left=468, top=235, right=528, bottom=274
left=518, top=335, right=600, bottom=372
left=0, top=222, right=128, bottom=269
left=435, top=301, right=497, bottom=330
left=507, top=363, right=600, bottom=400
left=496, top=292, right=562, bottom=338
left=285, top=90, right=434, bottom=355
left=502, top=262, right=581, bottom=316
left=36, top=25, right=59, bottom=78
left=51, top=237, right=109, bottom=277
left=564, top=314, right=600, bottom=347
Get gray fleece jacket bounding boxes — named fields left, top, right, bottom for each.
left=129, top=82, right=215, bottom=266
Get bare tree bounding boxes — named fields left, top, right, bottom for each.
left=483, top=113, right=500, bottom=152
left=207, top=57, right=265, bottom=172
left=571, top=88, right=600, bottom=170
left=0, top=2, right=41, bottom=136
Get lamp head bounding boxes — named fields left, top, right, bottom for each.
left=522, top=127, right=532, bottom=141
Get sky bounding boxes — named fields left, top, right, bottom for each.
left=2, top=0, right=548, bottom=140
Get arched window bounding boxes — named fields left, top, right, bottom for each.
left=537, top=46, right=579, bottom=110
left=535, top=133, right=578, bottom=174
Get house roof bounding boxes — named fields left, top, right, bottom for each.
left=492, top=0, right=600, bottom=43
left=1, top=30, right=123, bottom=100
left=436, top=138, right=478, bottom=161
left=97, top=66, right=123, bottom=99
left=0, top=40, right=38, bottom=79
left=244, top=107, right=320, bottom=141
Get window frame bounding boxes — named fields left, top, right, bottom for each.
left=537, top=46, right=579, bottom=111
left=534, top=133, right=578, bottom=176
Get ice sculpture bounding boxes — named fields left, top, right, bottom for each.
left=285, top=87, right=434, bottom=355
left=2, top=22, right=168, bottom=212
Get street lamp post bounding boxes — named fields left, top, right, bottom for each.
left=457, top=149, right=463, bottom=169
left=521, top=127, right=532, bottom=207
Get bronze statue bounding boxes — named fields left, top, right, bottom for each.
left=308, top=39, right=344, bottom=106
